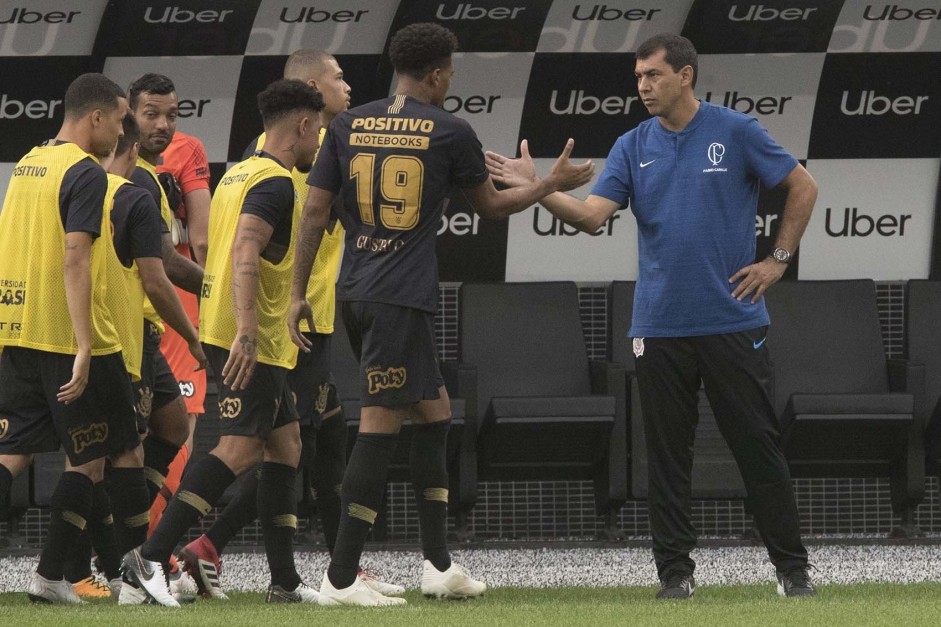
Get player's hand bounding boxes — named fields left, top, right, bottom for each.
left=288, top=299, right=315, bottom=353
left=485, top=140, right=538, bottom=188
left=729, top=257, right=787, bottom=303
left=548, top=138, right=595, bottom=192
left=188, top=338, right=208, bottom=372
left=223, top=332, right=257, bottom=390
left=58, top=347, right=91, bottom=404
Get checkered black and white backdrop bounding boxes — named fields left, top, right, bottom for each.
left=0, top=0, right=938, bottom=283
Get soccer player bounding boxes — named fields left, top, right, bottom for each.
left=60, top=112, right=206, bottom=602
left=181, top=49, right=401, bottom=600
left=289, top=23, right=594, bottom=606
left=486, top=33, right=818, bottom=598
left=0, top=73, right=137, bottom=604
left=121, top=79, right=326, bottom=607
left=149, top=127, right=212, bottom=540
left=125, top=73, right=205, bottom=537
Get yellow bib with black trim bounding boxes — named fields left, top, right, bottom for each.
left=199, top=156, right=299, bottom=369
left=103, top=174, right=145, bottom=381
left=0, top=143, right=120, bottom=355
left=256, top=130, right=342, bottom=334
left=136, top=157, right=172, bottom=334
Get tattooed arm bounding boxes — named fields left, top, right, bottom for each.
left=223, top=214, right=273, bottom=390
left=288, top=185, right=335, bottom=351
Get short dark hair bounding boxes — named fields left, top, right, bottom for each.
left=283, top=49, right=334, bottom=81
left=63, top=73, right=125, bottom=119
left=114, top=113, right=139, bottom=158
left=388, top=22, right=459, bottom=80
left=257, top=79, right=325, bottom=127
left=636, top=33, right=698, bottom=88
left=127, top=73, right=176, bottom=110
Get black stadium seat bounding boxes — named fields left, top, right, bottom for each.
left=904, top=280, right=941, bottom=480
left=764, top=279, right=924, bottom=536
left=457, top=282, right=627, bottom=537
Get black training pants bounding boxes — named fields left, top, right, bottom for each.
left=633, top=327, right=808, bottom=579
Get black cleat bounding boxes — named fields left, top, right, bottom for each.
left=656, top=572, right=695, bottom=599
left=776, top=566, right=817, bottom=597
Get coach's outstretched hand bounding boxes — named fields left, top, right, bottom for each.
left=486, top=139, right=594, bottom=192
left=549, top=138, right=595, bottom=192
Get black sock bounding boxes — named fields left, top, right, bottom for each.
left=63, top=531, right=93, bottom=583
left=142, top=436, right=180, bottom=505
left=410, top=420, right=452, bottom=572
left=312, top=416, right=347, bottom=555
left=64, top=480, right=121, bottom=583
left=0, top=464, right=13, bottom=516
left=206, top=467, right=260, bottom=553
left=258, top=462, right=300, bottom=590
left=142, top=454, right=235, bottom=564
left=37, top=472, right=94, bottom=581
left=109, top=467, right=150, bottom=553
left=87, top=481, right=121, bottom=580
left=328, top=432, right=397, bottom=589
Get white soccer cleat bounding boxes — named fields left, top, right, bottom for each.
left=117, top=579, right=150, bottom=605
left=108, top=577, right=123, bottom=600
left=318, top=571, right=406, bottom=606
left=170, top=568, right=199, bottom=603
left=120, top=548, right=179, bottom=607
left=421, top=560, right=486, bottom=600
left=359, top=568, right=406, bottom=596
left=27, top=573, right=85, bottom=605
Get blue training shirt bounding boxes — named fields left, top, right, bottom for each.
left=592, top=100, right=797, bottom=337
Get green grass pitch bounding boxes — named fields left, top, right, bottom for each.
left=3, top=584, right=941, bottom=626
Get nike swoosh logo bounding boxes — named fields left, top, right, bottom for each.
left=753, top=337, right=767, bottom=349
left=135, top=552, right=155, bottom=581
left=640, top=160, right=656, bottom=168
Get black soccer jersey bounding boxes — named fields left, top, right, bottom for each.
left=111, top=184, right=164, bottom=268
left=308, top=94, right=489, bottom=313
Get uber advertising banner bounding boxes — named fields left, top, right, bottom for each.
left=802, top=159, right=939, bottom=280
left=0, top=0, right=108, bottom=56
left=0, top=0, right=937, bottom=282
left=246, top=0, right=400, bottom=56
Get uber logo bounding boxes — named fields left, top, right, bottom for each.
left=840, top=91, right=929, bottom=115
left=278, top=6, right=369, bottom=23
left=863, top=4, right=941, bottom=20
left=825, top=207, right=911, bottom=237
left=438, top=211, right=480, bottom=236
left=532, top=207, right=620, bottom=236
left=727, top=4, right=817, bottom=21
left=571, top=5, right=661, bottom=21
left=549, top=90, right=642, bottom=115
left=143, top=6, right=232, bottom=23
left=436, top=3, right=526, bottom=20
left=178, top=98, right=212, bottom=118
left=756, top=213, right=778, bottom=237
left=702, top=91, right=792, bottom=115
left=0, top=8, right=81, bottom=24
left=0, top=94, right=61, bottom=119
left=442, top=94, right=500, bottom=115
